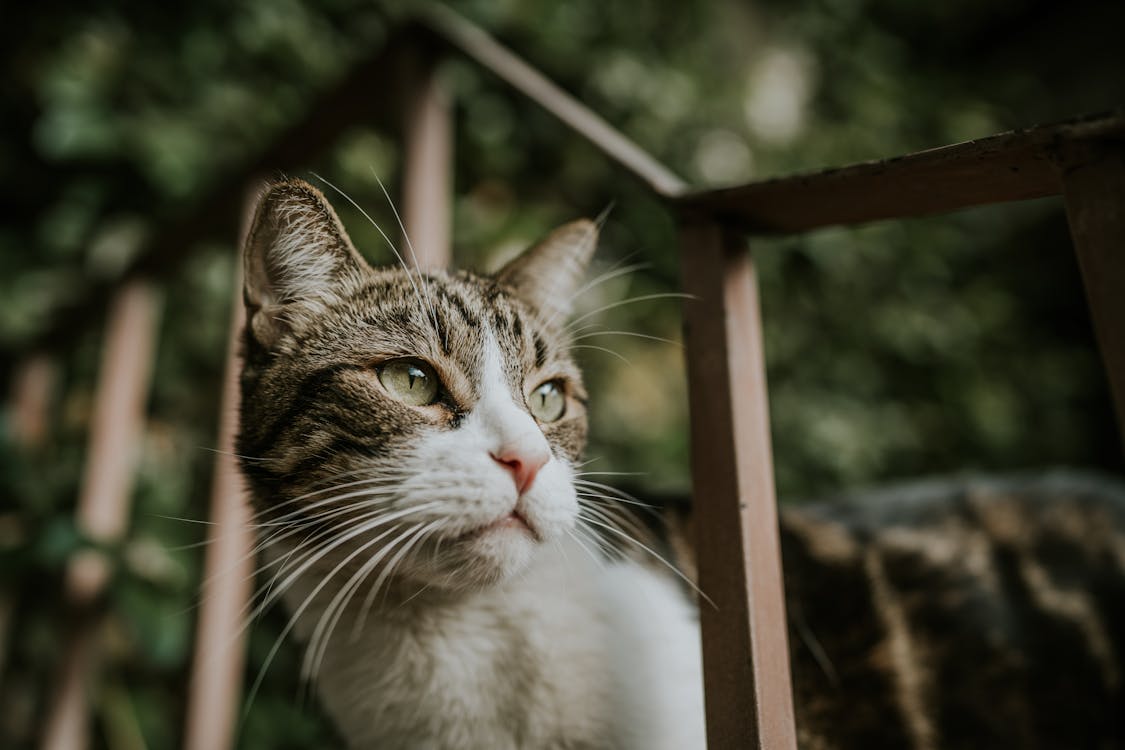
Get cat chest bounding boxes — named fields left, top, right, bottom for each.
left=315, top=606, right=612, bottom=748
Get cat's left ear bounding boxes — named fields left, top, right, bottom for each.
left=495, top=219, right=598, bottom=322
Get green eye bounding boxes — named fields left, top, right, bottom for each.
left=377, top=359, right=440, bottom=406
left=528, top=380, right=566, bottom=423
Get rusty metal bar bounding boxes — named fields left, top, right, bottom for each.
left=41, top=280, right=161, bottom=750
left=401, top=46, right=454, bottom=270
left=0, top=587, right=11, bottom=687
left=678, top=111, right=1125, bottom=234
left=1061, top=141, right=1125, bottom=445
left=39, top=630, right=97, bottom=750
left=182, top=260, right=255, bottom=750
left=9, top=354, right=56, bottom=451
left=679, top=220, right=796, bottom=750
left=182, top=288, right=254, bottom=749
left=416, top=5, right=687, bottom=197
left=1, top=354, right=56, bottom=683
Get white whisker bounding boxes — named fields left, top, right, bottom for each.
left=245, top=503, right=439, bottom=637
left=574, top=481, right=659, bottom=510
left=578, top=501, right=655, bottom=551
left=571, top=329, right=680, bottom=347
left=242, top=503, right=440, bottom=716
left=354, top=521, right=444, bottom=629
left=572, top=471, right=646, bottom=478
left=568, top=344, right=632, bottom=366
left=577, top=512, right=714, bottom=609
left=302, top=520, right=430, bottom=687
left=311, top=172, right=434, bottom=333
left=564, top=528, right=606, bottom=567
left=368, top=165, right=440, bottom=332
left=567, top=292, right=695, bottom=331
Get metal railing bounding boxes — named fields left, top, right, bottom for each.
left=10, top=6, right=1124, bottom=749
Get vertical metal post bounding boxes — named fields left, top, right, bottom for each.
left=1060, top=142, right=1125, bottom=445
left=679, top=220, right=797, bottom=750
left=400, top=47, right=453, bottom=271
left=0, top=587, right=12, bottom=689
left=41, top=280, right=160, bottom=750
left=2, top=354, right=57, bottom=681
left=9, top=354, right=55, bottom=451
left=183, top=197, right=258, bottom=750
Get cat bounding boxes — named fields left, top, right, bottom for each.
left=235, top=179, right=706, bottom=749
left=235, top=179, right=1125, bottom=750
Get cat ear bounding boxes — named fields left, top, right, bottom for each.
left=242, top=179, right=368, bottom=346
left=495, top=219, right=598, bottom=322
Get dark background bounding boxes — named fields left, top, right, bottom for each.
left=2, top=0, right=1123, bottom=747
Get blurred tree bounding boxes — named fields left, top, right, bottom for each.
left=1, top=0, right=1122, bottom=747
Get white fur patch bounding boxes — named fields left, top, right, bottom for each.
left=392, top=333, right=579, bottom=576
left=292, top=537, right=706, bottom=749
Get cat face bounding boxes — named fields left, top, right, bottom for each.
left=236, top=180, right=597, bottom=591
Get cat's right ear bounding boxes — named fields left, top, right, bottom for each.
left=495, top=219, right=598, bottom=324
left=242, top=179, right=367, bottom=347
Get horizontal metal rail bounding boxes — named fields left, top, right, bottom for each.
left=412, top=5, right=688, bottom=197
left=676, top=111, right=1125, bottom=234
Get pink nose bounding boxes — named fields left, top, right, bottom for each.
left=491, top=447, right=548, bottom=494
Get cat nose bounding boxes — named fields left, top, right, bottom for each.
left=490, top=446, right=549, bottom=494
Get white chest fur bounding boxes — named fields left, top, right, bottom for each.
left=279, top=539, right=706, bottom=749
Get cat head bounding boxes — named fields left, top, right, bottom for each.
left=236, top=179, right=597, bottom=590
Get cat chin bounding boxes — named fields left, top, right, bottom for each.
left=400, top=524, right=547, bottom=592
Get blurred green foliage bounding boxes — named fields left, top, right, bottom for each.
left=1, top=0, right=1123, bottom=747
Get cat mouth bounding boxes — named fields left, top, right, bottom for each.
left=462, top=509, right=540, bottom=541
